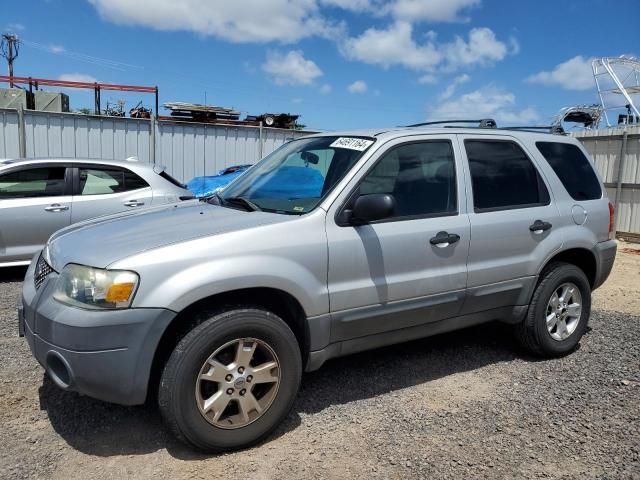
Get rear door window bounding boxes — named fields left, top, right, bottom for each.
left=536, top=142, right=602, bottom=200
left=465, top=140, right=550, bottom=212
left=79, top=168, right=148, bottom=195
left=0, top=167, right=66, bottom=198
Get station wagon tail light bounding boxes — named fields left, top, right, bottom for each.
left=53, top=264, right=139, bottom=309
left=608, top=201, right=615, bottom=240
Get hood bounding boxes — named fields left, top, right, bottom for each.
left=47, top=201, right=293, bottom=270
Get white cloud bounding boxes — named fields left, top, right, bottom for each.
left=428, top=85, right=540, bottom=124
left=438, top=73, right=470, bottom=100
left=321, top=0, right=481, bottom=22
left=342, top=21, right=441, bottom=70
left=88, top=0, right=339, bottom=44
left=439, top=27, right=509, bottom=72
left=262, top=50, right=323, bottom=86
left=58, top=73, right=98, bottom=83
left=49, top=44, right=65, bottom=54
left=347, top=80, right=368, bottom=93
left=342, top=23, right=510, bottom=74
left=418, top=74, right=438, bottom=85
left=319, top=83, right=332, bottom=94
left=5, top=23, right=25, bottom=32
left=320, top=0, right=373, bottom=10
left=87, top=0, right=491, bottom=51
left=388, top=0, right=480, bottom=23
left=526, top=55, right=595, bottom=91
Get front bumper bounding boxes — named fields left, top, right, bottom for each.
left=21, top=257, right=176, bottom=405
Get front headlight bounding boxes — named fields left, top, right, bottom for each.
left=53, top=264, right=139, bottom=309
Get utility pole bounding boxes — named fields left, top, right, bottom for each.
left=1, top=33, right=20, bottom=87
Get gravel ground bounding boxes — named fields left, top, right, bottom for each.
left=0, top=243, right=638, bottom=479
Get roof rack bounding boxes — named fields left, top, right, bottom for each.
left=405, top=118, right=497, bottom=129
left=501, top=125, right=566, bottom=135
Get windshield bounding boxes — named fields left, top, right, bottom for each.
left=220, top=136, right=375, bottom=214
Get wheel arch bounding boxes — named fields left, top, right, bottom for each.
left=539, top=247, right=597, bottom=288
left=147, top=287, right=309, bottom=402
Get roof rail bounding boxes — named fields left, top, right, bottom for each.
left=501, top=125, right=566, bottom=135
left=405, top=118, right=497, bottom=128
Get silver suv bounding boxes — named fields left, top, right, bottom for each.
left=20, top=121, right=617, bottom=452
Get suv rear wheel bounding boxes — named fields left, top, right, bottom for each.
left=516, top=262, right=591, bottom=357
left=158, top=308, right=302, bottom=452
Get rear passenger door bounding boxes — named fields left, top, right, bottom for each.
left=70, top=165, right=153, bottom=223
left=0, top=165, right=72, bottom=263
left=325, top=136, right=470, bottom=341
left=459, top=135, right=563, bottom=314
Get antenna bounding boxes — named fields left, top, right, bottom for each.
left=0, top=33, right=20, bottom=87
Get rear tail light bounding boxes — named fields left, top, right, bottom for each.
left=608, top=201, right=615, bottom=240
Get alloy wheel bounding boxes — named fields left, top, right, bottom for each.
left=546, top=282, right=582, bottom=341
left=195, top=338, right=281, bottom=429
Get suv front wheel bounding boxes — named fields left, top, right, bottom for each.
left=158, top=308, right=302, bottom=452
left=516, top=262, right=591, bottom=357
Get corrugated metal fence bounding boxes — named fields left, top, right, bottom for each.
left=572, top=125, right=640, bottom=236
left=0, top=108, right=312, bottom=182
left=2, top=108, right=638, bottom=235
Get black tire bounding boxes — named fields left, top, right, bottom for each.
left=515, top=262, right=591, bottom=357
left=158, top=308, right=302, bottom=452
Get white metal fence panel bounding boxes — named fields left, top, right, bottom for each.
left=0, top=109, right=20, bottom=158
left=0, top=108, right=313, bottom=182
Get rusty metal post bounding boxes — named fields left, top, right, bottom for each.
left=150, top=114, right=157, bottom=165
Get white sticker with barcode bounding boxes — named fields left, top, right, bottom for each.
left=329, top=137, right=374, bottom=151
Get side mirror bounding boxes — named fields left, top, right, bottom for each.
left=350, top=193, right=396, bottom=225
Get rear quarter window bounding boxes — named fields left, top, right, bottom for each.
left=536, top=142, right=602, bottom=201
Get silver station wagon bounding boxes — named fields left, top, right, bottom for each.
left=0, top=158, right=192, bottom=266
left=20, top=120, right=617, bottom=452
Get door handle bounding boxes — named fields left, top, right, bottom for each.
left=123, top=200, right=145, bottom=207
left=529, top=220, right=552, bottom=234
left=429, top=231, right=460, bottom=248
left=44, top=203, right=69, bottom=212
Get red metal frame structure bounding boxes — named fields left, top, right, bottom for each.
left=0, top=75, right=158, bottom=116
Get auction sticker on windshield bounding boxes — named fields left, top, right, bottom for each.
left=330, top=137, right=374, bottom=151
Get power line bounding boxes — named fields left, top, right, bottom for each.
left=21, top=40, right=142, bottom=71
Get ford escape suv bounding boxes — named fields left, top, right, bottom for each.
left=20, top=120, right=617, bottom=452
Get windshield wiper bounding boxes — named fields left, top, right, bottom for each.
left=224, top=196, right=262, bottom=212
left=203, top=192, right=224, bottom=205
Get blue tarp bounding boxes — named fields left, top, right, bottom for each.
left=186, top=166, right=249, bottom=197
left=187, top=165, right=324, bottom=199
left=251, top=166, right=324, bottom=199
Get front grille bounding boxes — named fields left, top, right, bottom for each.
left=34, top=254, right=54, bottom=290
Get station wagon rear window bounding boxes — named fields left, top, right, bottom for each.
left=536, top=142, right=602, bottom=201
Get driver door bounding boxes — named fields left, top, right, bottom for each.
left=325, top=136, right=470, bottom=342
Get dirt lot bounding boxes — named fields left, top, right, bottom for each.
left=1, top=243, right=639, bottom=480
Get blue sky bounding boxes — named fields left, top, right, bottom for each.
left=3, top=0, right=638, bottom=130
